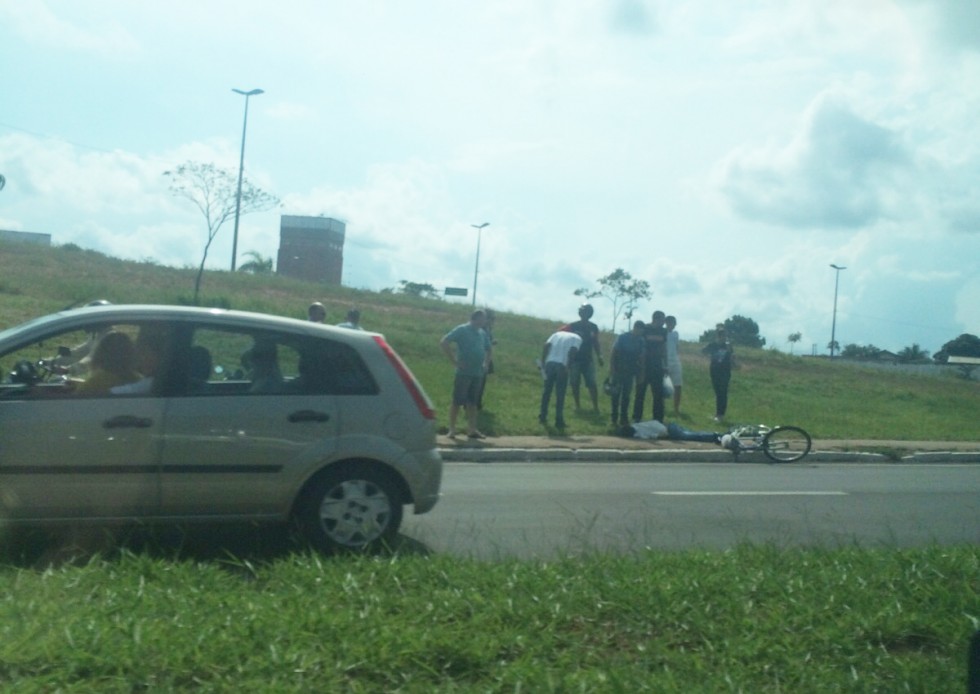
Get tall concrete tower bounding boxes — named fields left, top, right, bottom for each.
left=276, top=215, right=345, bottom=285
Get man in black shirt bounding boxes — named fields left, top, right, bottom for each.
left=633, top=310, right=667, bottom=422
left=567, top=303, right=603, bottom=411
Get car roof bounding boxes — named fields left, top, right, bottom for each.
left=0, top=304, right=380, bottom=346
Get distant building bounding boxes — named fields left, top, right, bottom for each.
left=276, top=215, right=345, bottom=285
left=871, top=350, right=899, bottom=363
left=0, top=229, right=51, bottom=246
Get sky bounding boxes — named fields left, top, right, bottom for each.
left=1, top=0, right=978, bottom=354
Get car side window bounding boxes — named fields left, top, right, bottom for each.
left=183, top=327, right=378, bottom=396
left=297, top=340, right=379, bottom=395
left=0, top=322, right=146, bottom=399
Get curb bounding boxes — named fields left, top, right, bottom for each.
left=437, top=448, right=980, bottom=464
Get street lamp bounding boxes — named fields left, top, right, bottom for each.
left=230, top=88, right=264, bottom=271
left=471, top=222, right=489, bottom=306
left=829, top=263, right=846, bottom=358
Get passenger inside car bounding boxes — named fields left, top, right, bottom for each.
left=110, top=324, right=173, bottom=395
left=288, top=348, right=330, bottom=394
left=245, top=339, right=284, bottom=393
left=53, top=324, right=112, bottom=379
left=187, top=345, right=213, bottom=392
left=74, top=331, right=141, bottom=396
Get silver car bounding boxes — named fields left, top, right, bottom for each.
left=0, top=304, right=442, bottom=553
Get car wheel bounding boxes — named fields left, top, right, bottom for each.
left=296, top=465, right=403, bottom=554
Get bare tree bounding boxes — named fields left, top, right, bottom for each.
left=164, top=162, right=279, bottom=303
left=574, top=268, right=652, bottom=334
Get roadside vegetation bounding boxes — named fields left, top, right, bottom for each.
left=2, top=241, right=976, bottom=441
left=1, top=242, right=978, bottom=690
left=0, top=542, right=975, bottom=691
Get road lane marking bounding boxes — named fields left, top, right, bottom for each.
left=653, top=491, right=848, bottom=496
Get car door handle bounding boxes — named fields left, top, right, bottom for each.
left=103, top=415, right=154, bottom=429
left=287, top=410, right=330, bottom=423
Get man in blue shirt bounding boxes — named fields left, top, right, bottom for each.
left=609, top=320, right=645, bottom=426
left=440, top=310, right=492, bottom=438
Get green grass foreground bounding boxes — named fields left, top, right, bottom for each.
left=0, top=546, right=976, bottom=691
left=1, top=244, right=979, bottom=691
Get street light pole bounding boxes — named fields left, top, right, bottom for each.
left=230, top=88, right=264, bottom=271
left=829, top=263, right=846, bottom=358
left=471, top=222, right=489, bottom=306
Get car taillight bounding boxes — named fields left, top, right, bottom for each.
left=373, top=336, right=436, bottom=420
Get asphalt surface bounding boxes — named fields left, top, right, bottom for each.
left=437, top=434, right=980, bottom=463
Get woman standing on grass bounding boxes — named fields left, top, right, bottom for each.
left=703, top=324, right=735, bottom=422
left=665, top=315, right=683, bottom=415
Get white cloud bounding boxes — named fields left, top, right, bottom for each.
left=1, top=0, right=977, bottom=355
left=716, top=92, right=912, bottom=229
left=0, top=1, right=139, bottom=56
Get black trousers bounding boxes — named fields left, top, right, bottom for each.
left=633, top=364, right=665, bottom=423
left=710, top=366, right=731, bottom=417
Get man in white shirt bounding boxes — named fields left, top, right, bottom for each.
left=538, top=328, right=582, bottom=430
left=336, top=308, right=363, bottom=330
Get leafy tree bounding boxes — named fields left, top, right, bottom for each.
left=933, top=333, right=980, bottom=363
left=897, top=343, right=930, bottom=363
left=699, top=315, right=766, bottom=348
left=0, top=173, right=5, bottom=191
left=787, top=332, right=802, bottom=354
left=827, top=340, right=840, bottom=356
left=397, top=280, right=441, bottom=300
left=841, top=343, right=883, bottom=360
left=238, top=250, right=274, bottom=275
left=574, top=268, right=652, bottom=333
left=164, top=162, right=279, bottom=303
left=933, top=333, right=980, bottom=379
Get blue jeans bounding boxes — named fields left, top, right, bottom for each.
left=539, top=362, right=569, bottom=426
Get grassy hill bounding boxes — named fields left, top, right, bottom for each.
left=1, top=243, right=976, bottom=693
left=2, top=241, right=976, bottom=440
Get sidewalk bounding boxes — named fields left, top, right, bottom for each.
left=437, top=434, right=980, bottom=463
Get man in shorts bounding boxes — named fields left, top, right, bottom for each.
left=440, top=310, right=492, bottom=439
left=567, top=303, right=604, bottom=411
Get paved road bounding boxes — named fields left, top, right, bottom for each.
left=400, top=461, right=980, bottom=559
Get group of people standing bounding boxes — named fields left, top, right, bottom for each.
left=535, top=305, right=678, bottom=429
left=604, top=309, right=678, bottom=427
left=439, top=304, right=736, bottom=438
left=538, top=306, right=737, bottom=431
left=306, top=301, right=364, bottom=330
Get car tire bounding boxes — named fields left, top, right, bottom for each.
left=295, top=464, right=403, bottom=554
